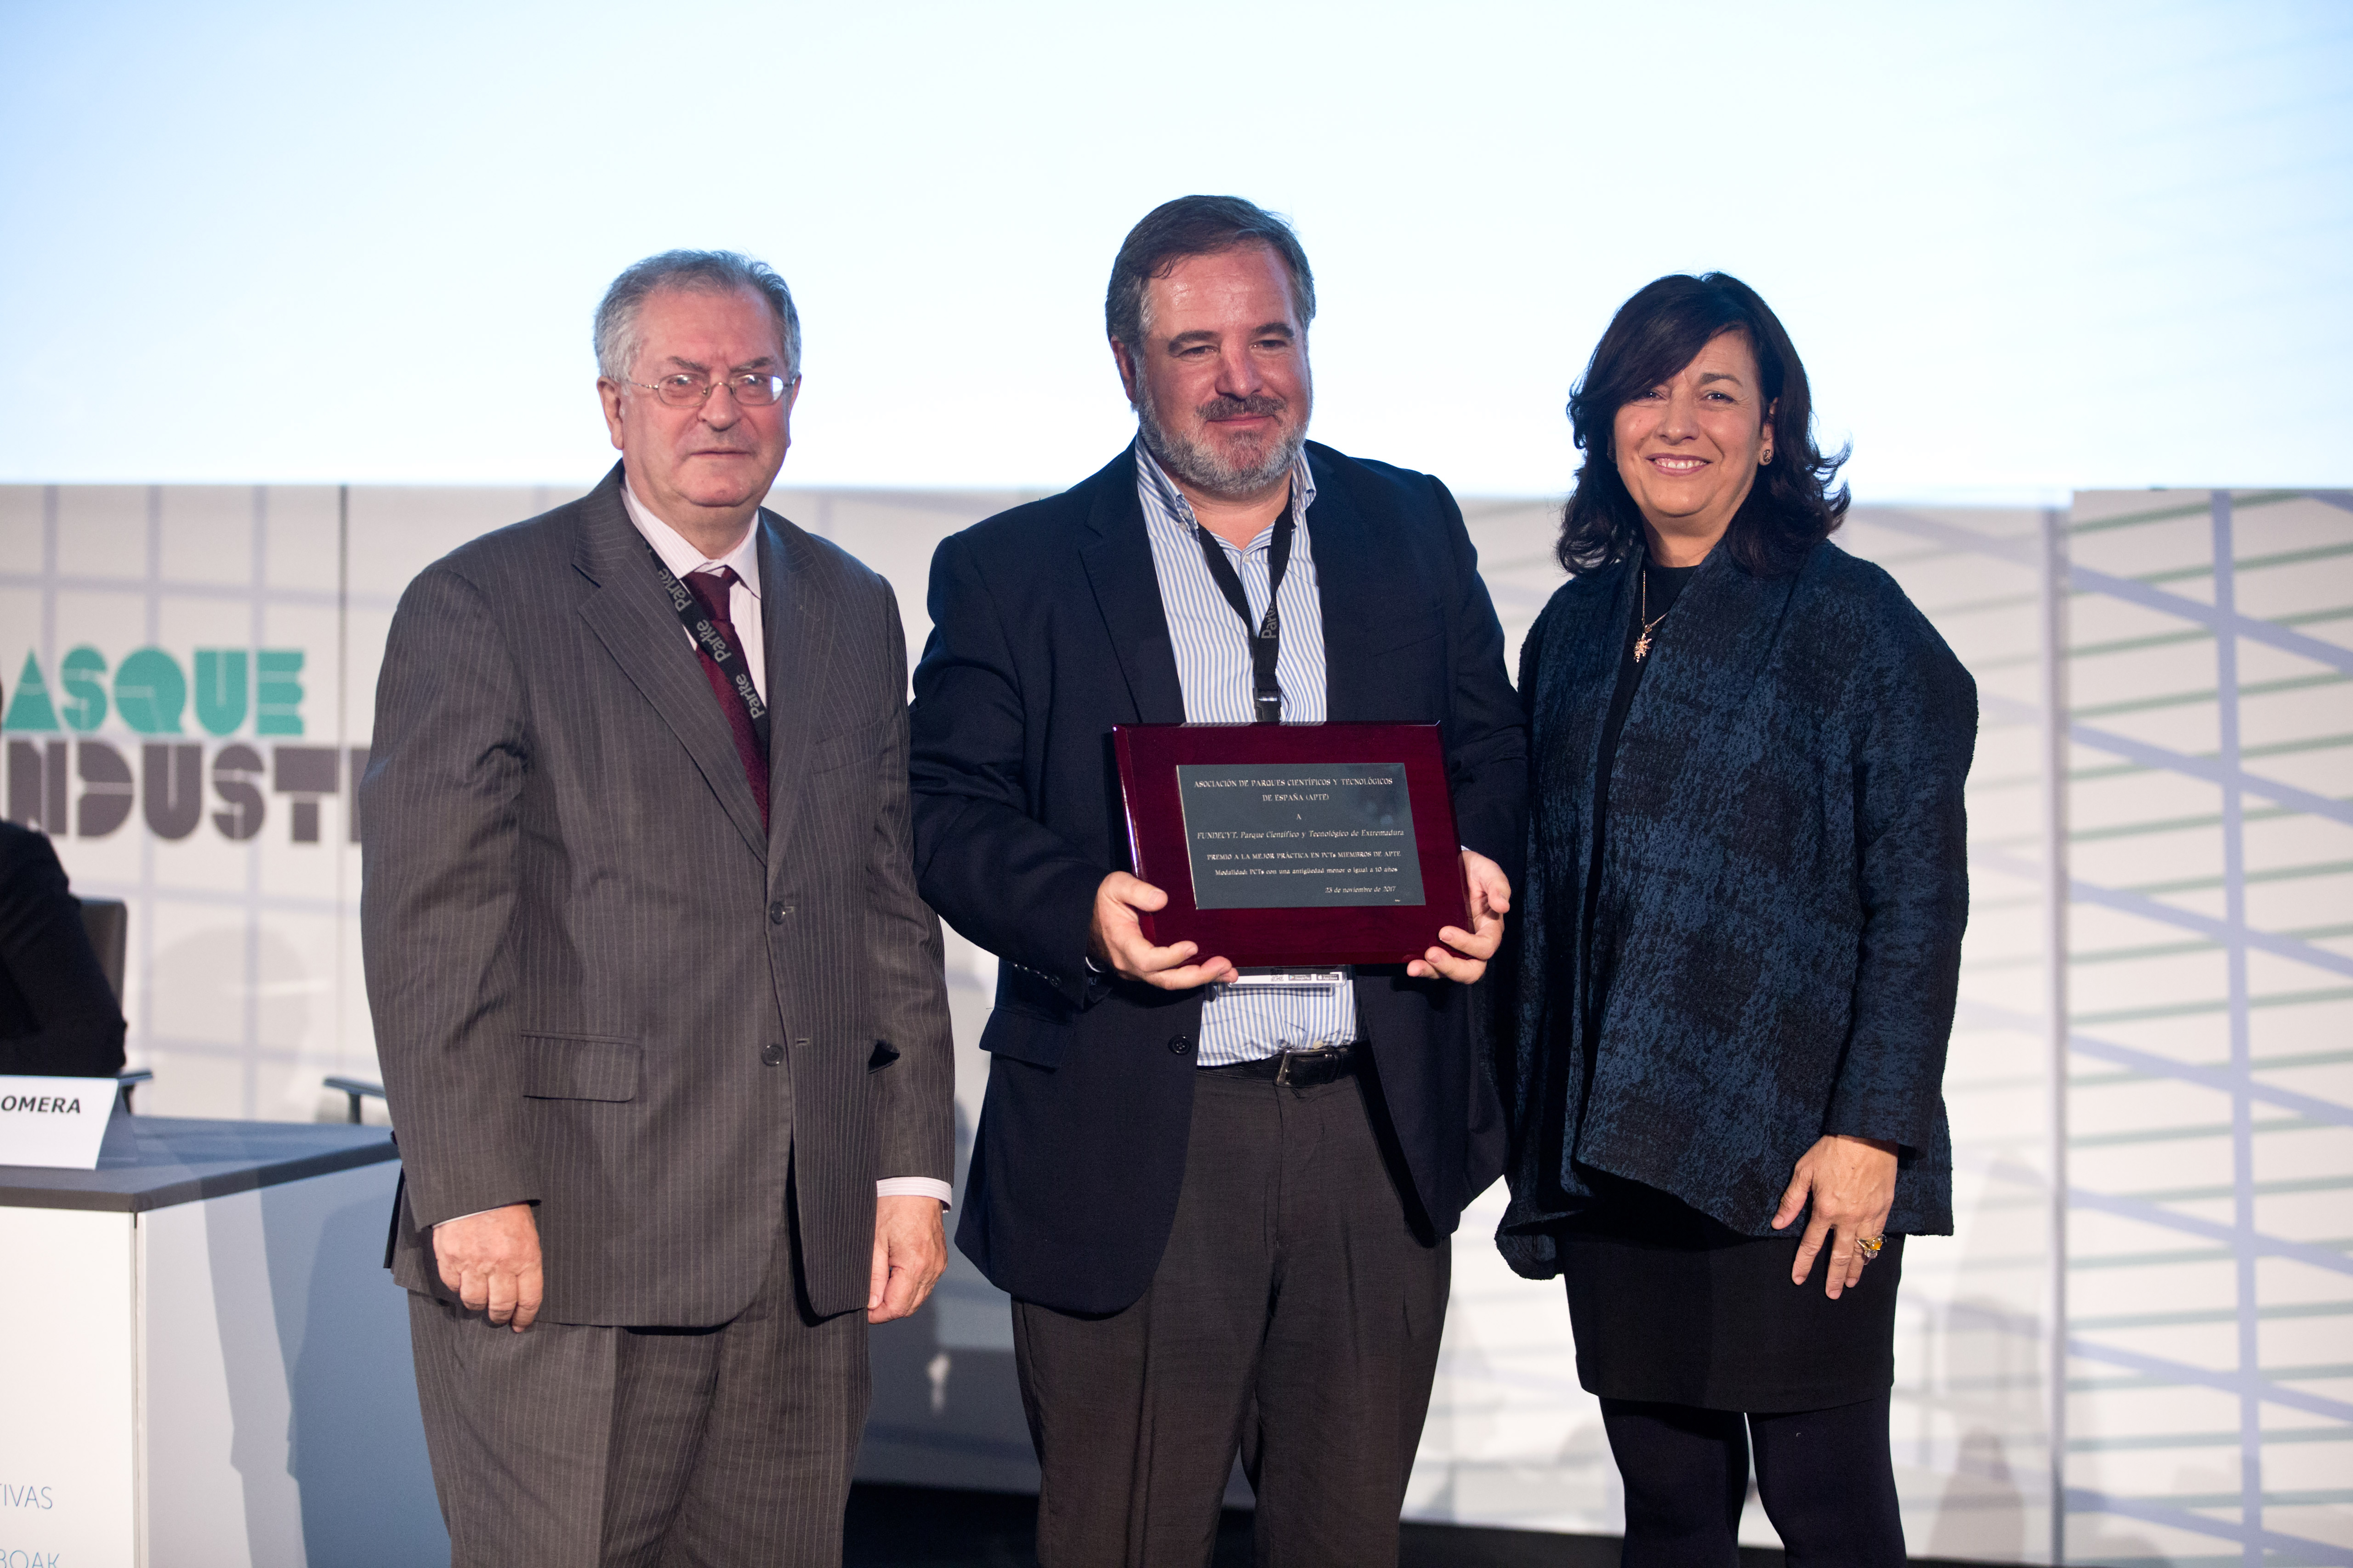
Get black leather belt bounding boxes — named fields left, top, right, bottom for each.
left=1206, top=1045, right=1361, bottom=1089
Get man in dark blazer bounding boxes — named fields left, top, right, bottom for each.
left=0, top=810, right=127, bottom=1078
left=362, top=250, right=954, bottom=1568
left=909, top=197, right=1525, bottom=1566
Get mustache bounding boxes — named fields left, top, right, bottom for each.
left=1196, top=394, right=1288, bottom=421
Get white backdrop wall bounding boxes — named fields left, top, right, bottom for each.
left=3, top=484, right=2346, bottom=1563
left=5, top=2, right=2352, bottom=502
left=2043, top=493, right=2353, bottom=1565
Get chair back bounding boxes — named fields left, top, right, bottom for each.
left=77, top=897, right=128, bottom=1003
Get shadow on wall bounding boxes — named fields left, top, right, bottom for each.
left=858, top=1065, right=1049, bottom=1491
left=1902, top=1163, right=2054, bottom=1563
left=279, top=1188, right=445, bottom=1562
left=1927, top=1429, right=2024, bottom=1564
left=199, top=1167, right=446, bottom=1565
left=862, top=1296, right=1040, bottom=1496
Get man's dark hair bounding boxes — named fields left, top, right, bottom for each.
left=1556, top=272, right=1848, bottom=578
left=1105, top=196, right=1316, bottom=347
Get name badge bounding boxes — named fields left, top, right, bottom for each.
left=0, top=1077, right=121, bottom=1170
left=1222, top=968, right=1348, bottom=991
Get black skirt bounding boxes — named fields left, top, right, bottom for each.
left=1557, top=1172, right=1904, bottom=1414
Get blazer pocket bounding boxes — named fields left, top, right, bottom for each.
left=519, top=1034, right=640, bottom=1101
left=805, top=715, right=887, bottom=777
left=980, top=1005, right=1065, bottom=1070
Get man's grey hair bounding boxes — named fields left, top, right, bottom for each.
left=1105, top=196, right=1315, bottom=348
left=593, top=250, right=802, bottom=383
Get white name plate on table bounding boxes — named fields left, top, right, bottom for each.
left=0, top=1077, right=120, bottom=1169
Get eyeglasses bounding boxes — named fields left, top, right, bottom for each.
left=624, top=372, right=798, bottom=409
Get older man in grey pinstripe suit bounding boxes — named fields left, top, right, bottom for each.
left=361, top=250, right=954, bottom=1567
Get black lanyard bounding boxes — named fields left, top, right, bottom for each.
left=645, top=543, right=772, bottom=758
left=1193, top=515, right=1294, bottom=724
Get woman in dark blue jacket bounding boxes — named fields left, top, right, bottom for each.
left=1497, top=273, right=1975, bottom=1564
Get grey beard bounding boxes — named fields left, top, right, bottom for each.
left=1136, top=383, right=1308, bottom=500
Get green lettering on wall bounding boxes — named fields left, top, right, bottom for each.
left=193, top=649, right=250, bottom=735
left=256, top=649, right=304, bottom=736
left=2, top=654, right=59, bottom=731
left=58, top=646, right=109, bottom=731
left=114, top=647, right=188, bottom=734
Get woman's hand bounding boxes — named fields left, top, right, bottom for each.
left=1771, top=1134, right=1898, bottom=1299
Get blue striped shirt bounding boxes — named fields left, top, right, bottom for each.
left=1135, top=442, right=1358, bottom=1066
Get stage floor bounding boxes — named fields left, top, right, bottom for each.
left=842, top=1483, right=1996, bottom=1566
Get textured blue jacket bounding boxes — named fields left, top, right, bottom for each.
left=1495, top=540, right=1976, bottom=1279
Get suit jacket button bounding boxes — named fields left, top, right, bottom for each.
left=768, top=902, right=789, bottom=924
left=1168, top=1034, right=1192, bottom=1055
left=761, top=1043, right=785, bottom=1066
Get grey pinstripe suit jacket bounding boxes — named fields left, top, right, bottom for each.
left=361, top=463, right=953, bottom=1326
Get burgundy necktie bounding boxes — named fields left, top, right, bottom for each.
left=685, top=568, right=770, bottom=828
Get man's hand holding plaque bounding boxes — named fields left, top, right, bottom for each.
left=1111, top=722, right=1489, bottom=970
left=1090, top=848, right=1509, bottom=989
left=1090, top=871, right=1241, bottom=989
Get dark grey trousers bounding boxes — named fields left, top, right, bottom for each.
left=407, top=1218, right=867, bottom=1568
left=1012, top=1067, right=1451, bottom=1568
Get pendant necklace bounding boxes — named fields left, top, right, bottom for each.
left=1633, top=566, right=1671, bottom=663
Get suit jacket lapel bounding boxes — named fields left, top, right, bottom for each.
left=1304, top=451, right=1389, bottom=723
left=570, top=464, right=768, bottom=863
left=1306, top=448, right=1456, bottom=725
left=757, top=512, right=837, bottom=873
left=1078, top=444, right=1185, bottom=725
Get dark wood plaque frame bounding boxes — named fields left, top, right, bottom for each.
left=1111, top=722, right=1467, bottom=968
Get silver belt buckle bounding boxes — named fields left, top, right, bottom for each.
left=1275, top=1045, right=1342, bottom=1087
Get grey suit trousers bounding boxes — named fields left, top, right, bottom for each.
left=1011, top=1068, right=1450, bottom=1568
left=408, top=1213, right=867, bottom=1568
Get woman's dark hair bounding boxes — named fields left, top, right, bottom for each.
left=1556, top=272, right=1847, bottom=577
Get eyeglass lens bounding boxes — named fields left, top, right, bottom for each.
left=651, top=373, right=789, bottom=408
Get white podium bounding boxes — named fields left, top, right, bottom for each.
left=0, top=1118, right=447, bottom=1567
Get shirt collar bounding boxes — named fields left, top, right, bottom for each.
left=620, top=476, right=763, bottom=600
left=1134, top=440, right=1316, bottom=548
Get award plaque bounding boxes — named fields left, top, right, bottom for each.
left=1112, top=723, right=1468, bottom=967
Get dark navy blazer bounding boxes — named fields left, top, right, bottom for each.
left=1495, top=540, right=1975, bottom=1279
left=910, top=442, right=1527, bottom=1315
left=0, top=823, right=126, bottom=1078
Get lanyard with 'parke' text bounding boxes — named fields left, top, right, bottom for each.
left=1193, top=515, right=1294, bottom=723
left=644, top=543, right=773, bottom=758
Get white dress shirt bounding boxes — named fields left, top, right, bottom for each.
left=621, top=482, right=768, bottom=697
left=1133, top=443, right=1360, bottom=1064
